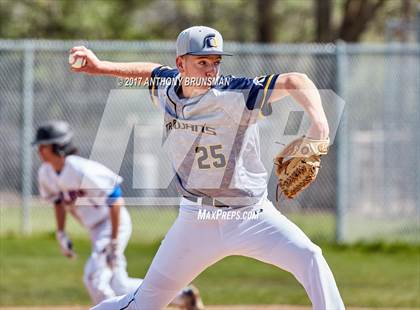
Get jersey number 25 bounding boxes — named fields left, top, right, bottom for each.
left=195, top=145, right=226, bottom=169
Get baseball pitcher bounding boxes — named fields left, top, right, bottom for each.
left=70, top=26, right=345, bottom=310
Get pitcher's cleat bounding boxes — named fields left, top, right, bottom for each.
left=171, top=285, right=204, bottom=310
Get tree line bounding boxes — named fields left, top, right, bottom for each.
left=0, top=0, right=416, bottom=42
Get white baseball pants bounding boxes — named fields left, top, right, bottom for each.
left=91, top=198, right=345, bottom=310
left=84, top=206, right=143, bottom=303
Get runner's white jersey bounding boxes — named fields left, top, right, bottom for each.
left=149, top=66, right=279, bottom=206
left=38, top=155, right=123, bottom=229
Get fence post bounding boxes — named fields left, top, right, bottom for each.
left=335, top=41, right=349, bottom=243
left=21, top=40, right=34, bottom=235
left=416, top=46, right=420, bottom=232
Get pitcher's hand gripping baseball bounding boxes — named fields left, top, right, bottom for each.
left=274, top=136, right=329, bottom=199
left=68, top=46, right=103, bottom=74
left=56, top=230, right=76, bottom=259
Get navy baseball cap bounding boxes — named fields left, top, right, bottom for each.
left=176, top=26, right=232, bottom=57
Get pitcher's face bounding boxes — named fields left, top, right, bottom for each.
left=176, top=54, right=222, bottom=91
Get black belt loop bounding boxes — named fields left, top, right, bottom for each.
left=184, top=196, right=199, bottom=203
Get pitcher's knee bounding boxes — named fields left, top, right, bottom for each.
left=297, top=243, right=324, bottom=267
left=308, top=243, right=322, bottom=257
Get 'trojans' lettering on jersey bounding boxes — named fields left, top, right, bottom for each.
left=165, top=119, right=216, bottom=135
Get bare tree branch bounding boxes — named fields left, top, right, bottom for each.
left=338, top=0, right=387, bottom=42
left=256, top=0, right=275, bottom=43
left=315, top=0, right=332, bottom=42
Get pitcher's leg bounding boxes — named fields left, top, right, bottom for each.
left=232, top=199, right=344, bottom=310
left=92, top=209, right=225, bottom=310
left=133, top=215, right=224, bottom=309
left=90, top=287, right=139, bottom=310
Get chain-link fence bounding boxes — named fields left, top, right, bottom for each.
left=0, top=40, right=419, bottom=243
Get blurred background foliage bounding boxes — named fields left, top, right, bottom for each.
left=0, top=0, right=417, bottom=43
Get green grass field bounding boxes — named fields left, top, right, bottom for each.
left=0, top=205, right=337, bottom=244
left=0, top=234, right=419, bottom=308
left=0, top=205, right=336, bottom=243
left=2, top=203, right=418, bottom=244
left=0, top=205, right=180, bottom=243
left=1, top=204, right=419, bottom=308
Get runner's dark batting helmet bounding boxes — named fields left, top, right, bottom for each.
left=33, top=120, right=77, bottom=156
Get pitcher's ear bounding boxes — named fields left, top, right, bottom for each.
left=176, top=56, right=185, bottom=73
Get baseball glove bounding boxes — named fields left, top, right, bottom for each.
left=274, top=136, right=329, bottom=200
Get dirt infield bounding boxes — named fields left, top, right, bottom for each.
left=0, top=306, right=416, bottom=310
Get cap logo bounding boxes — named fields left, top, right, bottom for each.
left=203, top=34, right=218, bottom=48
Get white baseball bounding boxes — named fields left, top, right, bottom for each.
left=68, top=53, right=86, bottom=69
